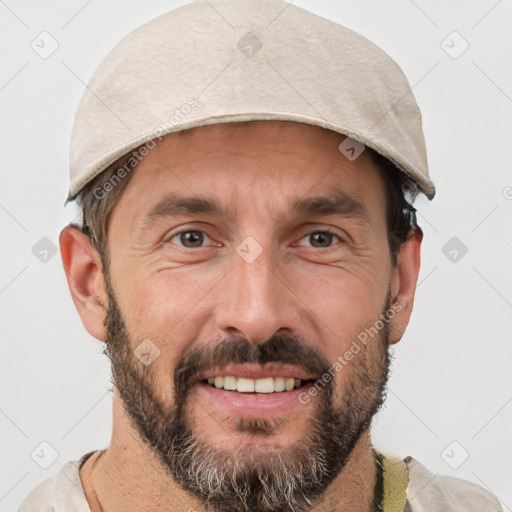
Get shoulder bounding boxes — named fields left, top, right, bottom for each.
left=405, top=456, right=503, bottom=511
left=18, top=476, right=54, bottom=512
left=18, top=451, right=98, bottom=512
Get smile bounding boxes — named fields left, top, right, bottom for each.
left=196, top=364, right=315, bottom=416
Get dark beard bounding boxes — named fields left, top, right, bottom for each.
left=103, top=272, right=391, bottom=512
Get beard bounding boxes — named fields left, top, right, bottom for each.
left=103, top=272, right=391, bottom=512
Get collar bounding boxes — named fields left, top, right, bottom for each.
left=376, top=452, right=410, bottom=512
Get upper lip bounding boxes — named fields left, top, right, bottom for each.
left=199, top=363, right=314, bottom=382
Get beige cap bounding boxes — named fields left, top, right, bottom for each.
left=68, top=0, right=435, bottom=201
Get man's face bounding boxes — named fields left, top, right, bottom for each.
left=103, top=121, right=399, bottom=510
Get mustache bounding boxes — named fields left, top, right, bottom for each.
left=173, top=333, right=332, bottom=402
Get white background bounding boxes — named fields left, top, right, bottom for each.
left=1, top=0, right=511, bottom=510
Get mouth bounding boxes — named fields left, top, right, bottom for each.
left=195, top=364, right=315, bottom=418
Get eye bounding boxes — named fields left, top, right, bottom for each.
left=169, top=230, right=213, bottom=248
left=298, top=230, right=341, bottom=248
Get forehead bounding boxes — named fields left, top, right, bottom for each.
left=112, top=121, right=388, bottom=225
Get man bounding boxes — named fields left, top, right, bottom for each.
left=19, top=1, right=502, bottom=511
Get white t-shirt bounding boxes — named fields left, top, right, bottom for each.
left=18, top=451, right=503, bottom=511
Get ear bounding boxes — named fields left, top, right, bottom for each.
left=388, top=227, right=423, bottom=344
left=59, top=225, right=108, bottom=342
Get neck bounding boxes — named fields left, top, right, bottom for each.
left=81, top=394, right=378, bottom=512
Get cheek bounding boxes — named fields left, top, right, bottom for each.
left=291, top=261, right=390, bottom=332
left=286, top=268, right=391, bottom=394
left=113, top=269, right=218, bottom=362
left=113, top=268, right=187, bottom=327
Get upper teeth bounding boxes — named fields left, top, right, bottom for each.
left=207, top=376, right=302, bottom=393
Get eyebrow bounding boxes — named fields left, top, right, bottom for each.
left=146, top=193, right=225, bottom=220
left=291, top=191, right=370, bottom=224
left=141, top=189, right=370, bottom=230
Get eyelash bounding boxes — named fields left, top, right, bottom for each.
left=166, top=228, right=343, bottom=249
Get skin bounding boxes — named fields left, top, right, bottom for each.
left=60, top=121, right=422, bottom=511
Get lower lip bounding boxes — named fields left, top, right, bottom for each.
left=197, top=382, right=311, bottom=417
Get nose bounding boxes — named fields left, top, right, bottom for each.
left=215, top=244, right=301, bottom=344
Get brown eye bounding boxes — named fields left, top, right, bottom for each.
left=302, top=231, right=340, bottom=248
left=171, top=230, right=209, bottom=248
